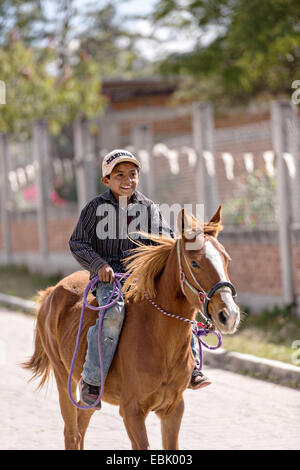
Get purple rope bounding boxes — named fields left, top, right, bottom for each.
left=145, top=295, right=223, bottom=371
left=68, top=273, right=223, bottom=409
left=68, top=273, right=127, bottom=410
left=192, top=326, right=222, bottom=371
left=145, top=295, right=197, bottom=325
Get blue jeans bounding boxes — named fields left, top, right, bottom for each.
left=191, top=333, right=200, bottom=368
left=82, top=281, right=125, bottom=386
left=82, top=281, right=200, bottom=386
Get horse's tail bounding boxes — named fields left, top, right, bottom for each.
left=22, top=287, right=55, bottom=389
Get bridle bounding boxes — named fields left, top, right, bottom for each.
left=145, top=236, right=237, bottom=328
left=177, top=237, right=237, bottom=323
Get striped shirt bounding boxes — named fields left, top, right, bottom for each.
left=69, top=189, right=174, bottom=280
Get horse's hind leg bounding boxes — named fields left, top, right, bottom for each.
left=53, top=369, right=81, bottom=450
left=54, top=367, right=95, bottom=449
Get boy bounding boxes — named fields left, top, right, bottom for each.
left=69, top=149, right=210, bottom=409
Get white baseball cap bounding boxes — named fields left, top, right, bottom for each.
left=102, top=149, right=141, bottom=178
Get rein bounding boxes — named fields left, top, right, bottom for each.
left=144, top=295, right=222, bottom=371
left=69, top=236, right=234, bottom=408
left=177, top=238, right=237, bottom=321
left=68, top=273, right=127, bottom=410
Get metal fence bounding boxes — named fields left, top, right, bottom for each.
left=0, top=100, right=299, bottom=310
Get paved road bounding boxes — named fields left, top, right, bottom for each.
left=1, top=307, right=300, bottom=450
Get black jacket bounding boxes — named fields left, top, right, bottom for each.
left=69, top=189, right=174, bottom=280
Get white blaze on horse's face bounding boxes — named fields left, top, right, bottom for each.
left=204, top=240, right=240, bottom=334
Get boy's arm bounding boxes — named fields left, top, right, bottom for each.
left=69, top=200, right=108, bottom=275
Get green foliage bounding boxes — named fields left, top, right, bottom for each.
left=0, top=34, right=104, bottom=137
left=0, top=0, right=46, bottom=46
left=55, top=175, right=78, bottom=202
left=77, top=2, right=150, bottom=78
left=152, top=0, right=300, bottom=104
left=237, top=303, right=300, bottom=349
left=221, top=304, right=300, bottom=365
left=0, top=1, right=152, bottom=80
left=55, top=173, right=108, bottom=202
left=222, top=170, right=277, bottom=226
left=0, top=0, right=153, bottom=137
left=249, top=304, right=295, bottom=329
left=0, top=264, right=62, bottom=301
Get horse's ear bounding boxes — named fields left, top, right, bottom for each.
left=177, top=209, right=203, bottom=248
left=209, top=205, right=222, bottom=224
left=177, top=208, right=192, bottom=237
left=176, top=208, right=185, bottom=236
left=208, top=205, right=223, bottom=238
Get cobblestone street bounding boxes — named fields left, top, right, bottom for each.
left=1, top=307, right=299, bottom=450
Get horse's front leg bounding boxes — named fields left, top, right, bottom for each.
left=157, top=397, right=184, bottom=450
left=121, top=405, right=150, bottom=450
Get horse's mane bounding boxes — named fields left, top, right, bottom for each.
left=122, top=213, right=223, bottom=303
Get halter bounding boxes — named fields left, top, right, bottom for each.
left=177, top=238, right=237, bottom=323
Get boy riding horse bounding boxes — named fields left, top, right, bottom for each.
left=69, top=149, right=211, bottom=409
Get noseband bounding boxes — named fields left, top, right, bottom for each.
left=177, top=238, right=237, bottom=323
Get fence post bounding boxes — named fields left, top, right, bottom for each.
left=132, top=124, right=154, bottom=199
left=74, top=117, right=97, bottom=212
left=99, top=111, right=120, bottom=153
left=271, top=101, right=296, bottom=308
left=33, top=120, right=50, bottom=260
left=192, top=102, right=219, bottom=219
left=284, top=103, right=300, bottom=225
left=0, top=133, right=12, bottom=262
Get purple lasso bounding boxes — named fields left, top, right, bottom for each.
left=67, top=272, right=128, bottom=410
left=68, top=273, right=222, bottom=408
left=192, top=326, right=223, bottom=371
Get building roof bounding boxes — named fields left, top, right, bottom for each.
left=102, top=77, right=178, bottom=102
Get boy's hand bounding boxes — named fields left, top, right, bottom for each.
left=98, top=264, right=115, bottom=284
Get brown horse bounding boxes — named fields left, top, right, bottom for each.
left=23, top=207, right=240, bottom=450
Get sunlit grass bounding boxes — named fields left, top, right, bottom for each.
left=221, top=306, right=300, bottom=365
left=0, top=265, right=61, bottom=302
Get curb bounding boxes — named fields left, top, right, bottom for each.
left=1, top=292, right=300, bottom=390
left=204, top=348, right=300, bottom=390
left=0, top=293, right=37, bottom=313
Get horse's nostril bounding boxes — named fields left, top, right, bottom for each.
left=219, top=311, right=227, bottom=325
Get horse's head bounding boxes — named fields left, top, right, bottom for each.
left=177, top=206, right=240, bottom=334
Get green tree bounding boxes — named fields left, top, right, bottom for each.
left=151, top=0, right=300, bottom=105
left=0, top=33, right=103, bottom=136
left=0, top=0, right=151, bottom=78
left=0, top=0, right=47, bottom=46
left=0, top=1, right=155, bottom=136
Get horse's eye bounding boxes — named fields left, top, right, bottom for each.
left=191, top=260, right=200, bottom=269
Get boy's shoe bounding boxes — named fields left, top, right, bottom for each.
left=79, top=377, right=102, bottom=409
left=188, top=368, right=212, bottom=390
